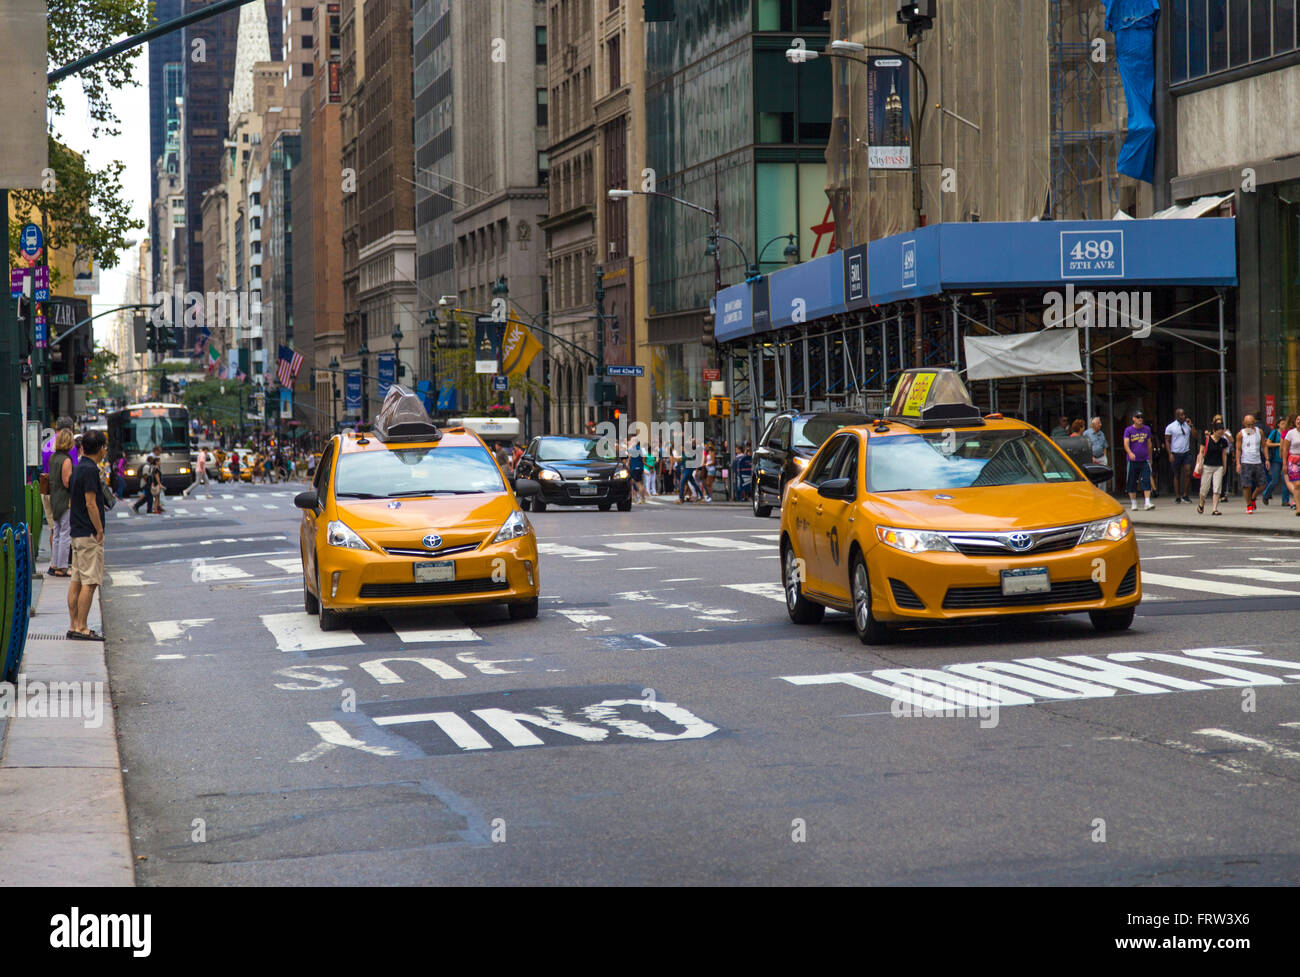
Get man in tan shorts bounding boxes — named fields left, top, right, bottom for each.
left=67, top=430, right=108, bottom=640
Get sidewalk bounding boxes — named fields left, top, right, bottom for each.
left=0, top=541, right=134, bottom=885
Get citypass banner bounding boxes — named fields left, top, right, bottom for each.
left=866, top=56, right=911, bottom=170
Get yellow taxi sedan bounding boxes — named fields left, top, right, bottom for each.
left=779, top=369, right=1139, bottom=643
left=295, top=387, right=542, bottom=630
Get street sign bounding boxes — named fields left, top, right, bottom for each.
left=19, top=223, right=42, bottom=259
left=33, top=266, right=49, bottom=302
left=702, top=368, right=721, bottom=382
left=606, top=365, right=645, bottom=377
left=50, top=373, right=68, bottom=384
left=492, top=374, right=508, bottom=392
left=34, top=313, right=46, bottom=348
left=10, top=269, right=28, bottom=299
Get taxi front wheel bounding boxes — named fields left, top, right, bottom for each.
left=509, top=597, right=539, bottom=620
left=1089, top=607, right=1134, bottom=632
left=851, top=556, right=892, bottom=645
left=783, top=545, right=824, bottom=624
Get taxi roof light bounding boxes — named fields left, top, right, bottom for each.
left=882, top=368, right=985, bottom=430
left=371, top=385, right=443, bottom=443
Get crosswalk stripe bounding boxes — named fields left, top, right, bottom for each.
left=1198, top=567, right=1300, bottom=583
left=174, top=508, right=190, bottom=515
left=261, top=612, right=363, bottom=652
left=684, top=536, right=771, bottom=550
left=605, top=540, right=696, bottom=552
left=1140, top=570, right=1295, bottom=597
left=114, top=511, right=130, bottom=519
left=193, top=564, right=253, bottom=582
left=203, top=506, right=219, bottom=513
left=109, top=570, right=155, bottom=587
left=265, top=558, right=303, bottom=574
left=557, top=609, right=612, bottom=626
left=753, top=534, right=782, bottom=542
left=724, top=582, right=787, bottom=602
left=390, top=626, right=482, bottom=643
left=233, top=505, right=247, bottom=511
left=537, top=542, right=609, bottom=558
left=264, top=504, right=278, bottom=509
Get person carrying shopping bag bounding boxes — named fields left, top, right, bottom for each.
left=1195, top=421, right=1231, bottom=515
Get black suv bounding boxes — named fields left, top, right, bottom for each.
left=515, top=435, right=633, bottom=512
left=751, top=410, right=870, bottom=517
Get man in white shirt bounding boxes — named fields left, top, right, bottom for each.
left=1236, top=414, right=1266, bottom=513
left=184, top=446, right=212, bottom=498
left=1164, top=409, right=1194, bottom=503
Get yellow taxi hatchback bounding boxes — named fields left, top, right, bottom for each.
left=779, top=369, right=1140, bottom=643
left=295, top=386, right=542, bottom=630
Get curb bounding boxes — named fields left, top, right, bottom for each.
left=0, top=575, right=134, bottom=886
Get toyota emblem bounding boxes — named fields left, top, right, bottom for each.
left=1007, top=533, right=1033, bottom=551
left=422, top=534, right=443, bottom=549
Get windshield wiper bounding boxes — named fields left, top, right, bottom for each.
left=385, top=489, right=485, bottom=496
left=335, top=491, right=383, bottom=498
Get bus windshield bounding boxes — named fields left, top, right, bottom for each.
left=115, top=407, right=190, bottom=453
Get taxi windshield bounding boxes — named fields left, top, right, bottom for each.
left=867, top=430, right=1081, bottom=492
left=334, top=445, right=506, bottom=497
left=536, top=437, right=616, bottom=461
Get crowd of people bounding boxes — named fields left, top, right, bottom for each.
left=1049, top=409, right=1300, bottom=516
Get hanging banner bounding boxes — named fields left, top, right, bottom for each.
left=279, top=387, right=293, bottom=419
left=500, top=318, right=543, bottom=376
left=377, top=352, right=395, bottom=399
left=475, top=317, right=504, bottom=374
left=866, top=56, right=912, bottom=170
left=964, top=329, right=1083, bottom=382
left=344, top=370, right=362, bottom=411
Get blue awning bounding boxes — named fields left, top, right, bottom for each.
left=714, top=216, right=1238, bottom=343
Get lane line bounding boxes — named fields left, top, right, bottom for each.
left=1140, top=570, right=1294, bottom=596
left=261, top=612, right=364, bottom=652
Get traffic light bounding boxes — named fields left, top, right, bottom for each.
left=896, top=0, right=935, bottom=40
left=146, top=322, right=158, bottom=353
left=702, top=312, right=715, bottom=348
left=708, top=396, right=732, bottom=417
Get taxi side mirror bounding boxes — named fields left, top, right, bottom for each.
left=1083, top=464, right=1112, bottom=485
left=294, top=490, right=319, bottom=510
left=513, top=478, right=541, bottom=498
left=817, top=477, right=855, bottom=500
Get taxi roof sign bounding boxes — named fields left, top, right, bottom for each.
left=371, top=384, right=443, bottom=442
left=884, top=368, right=984, bottom=428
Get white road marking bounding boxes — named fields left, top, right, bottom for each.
left=154, top=654, right=186, bottom=660
left=682, top=536, right=770, bottom=551
left=192, top=563, right=252, bottom=582
left=137, top=543, right=182, bottom=551
left=390, top=626, right=482, bottom=643
left=148, top=618, right=214, bottom=644
left=263, top=504, right=278, bottom=509
left=261, top=612, right=363, bottom=652
left=725, top=582, right=787, bottom=602
left=233, top=505, right=247, bottom=511
left=753, top=534, right=782, bottom=541
left=1140, top=570, right=1294, bottom=596
left=292, top=721, right=400, bottom=761
left=618, top=566, right=657, bottom=571
left=537, top=542, right=610, bottom=558
left=265, top=557, right=303, bottom=574
left=1194, top=728, right=1300, bottom=762
left=606, top=540, right=696, bottom=553
left=557, top=609, right=612, bottom=626
left=109, top=570, right=155, bottom=587
left=114, top=511, right=130, bottom=519
left=1198, top=567, right=1300, bottom=584
left=358, top=657, right=467, bottom=682
left=203, top=506, right=219, bottom=513
left=372, top=712, right=492, bottom=750
left=174, top=508, right=190, bottom=515
left=1135, top=554, right=1193, bottom=561
left=662, top=577, right=700, bottom=582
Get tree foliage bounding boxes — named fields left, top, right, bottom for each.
left=8, top=1, right=151, bottom=275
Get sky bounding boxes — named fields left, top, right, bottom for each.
left=50, top=44, right=154, bottom=345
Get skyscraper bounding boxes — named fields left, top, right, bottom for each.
left=148, top=0, right=184, bottom=285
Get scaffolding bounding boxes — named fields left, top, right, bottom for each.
left=1050, top=0, right=1126, bottom=220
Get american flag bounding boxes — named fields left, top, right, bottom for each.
left=276, top=345, right=304, bottom=388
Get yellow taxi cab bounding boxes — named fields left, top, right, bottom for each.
left=295, top=385, right=542, bottom=630
left=779, top=368, right=1139, bottom=643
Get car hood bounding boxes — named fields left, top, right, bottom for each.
left=334, top=492, right=515, bottom=547
left=539, top=460, right=621, bottom=479
left=861, top=481, right=1121, bottom=531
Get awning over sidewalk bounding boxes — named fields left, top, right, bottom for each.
left=715, top=217, right=1238, bottom=344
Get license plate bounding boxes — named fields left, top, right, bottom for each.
left=579, top=484, right=599, bottom=496
left=413, top=560, right=455, bottom=583
left=1001, top=567, right=1050, bottom=596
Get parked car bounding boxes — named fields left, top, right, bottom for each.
left=752, top=409, right=870, bottom=517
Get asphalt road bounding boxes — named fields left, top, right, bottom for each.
left=102, top=484, right=1300, bottom=884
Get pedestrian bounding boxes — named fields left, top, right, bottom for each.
left=132, top=453, right=156, bottom=513
left=1165, top=408, right=1194, bottom=503
left=1195, top=421, right=1231, bottom=515
left=1086, top=416, right=1108, bottom=465
left=627, top=437, right=647, bottom=503
left=47, top=428, right=75, bottom=577
left=110, top=451, right=127, bottom=499
left=702, top=441, right=717, bottom=502
left=1060, top=420, right=1093, bottom=470
left=185, top=444, right=212, bottom=498
left=1212, top=414, right=1233, bottom=502
left=1050, top=415, right=1071, bottom=439
left=149, top=456, right=166, bottom=513
left=67, top=429, right=108, bottom=641
left=1262, top=414, right=1290, bottom=507
left=229, top=450, right=241, bottom=483
left=1282, top=413, right=1300, bottom=517
left=1123, top=409, right=1155, bottom=510
left=1235, top=413, right=1267, bottom=513
left=676, top=440, right=700, bottom=503
left=644, top=442, right=657, bottom=496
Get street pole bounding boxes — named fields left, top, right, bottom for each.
left=594, top=266, right=607, bottom=426
left=0, top=189, right=28, bottom=526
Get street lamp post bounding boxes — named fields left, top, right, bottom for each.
left=391, top=323, right=403, bottom=387
left=491, top=277, right=510, bottom=412
left=594, top=267, right=607, bottom=425
left=329, top=355, right=339, bottom=433
left=358, top=343, right=370, bottom=424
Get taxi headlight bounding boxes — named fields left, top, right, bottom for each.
left=875, top=526, right=958, bottom=553
left=326, top=519, right=371, bottom=551
left=614, top=467, right=629, bottom=479
left=493, top=509, right=532, bottom=543
left=1079, top=515, right=1130, bottom=544
left=125, top=468, right=136, bottom=476
left=538, top=468, right=561, bottom=482
left=178, top=467, right=191, bottom=474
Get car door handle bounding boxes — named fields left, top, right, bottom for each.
left=815, top=504, right=823, bottom=515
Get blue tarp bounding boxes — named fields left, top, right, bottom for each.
left=1106, top=0, right=1160, bottom=184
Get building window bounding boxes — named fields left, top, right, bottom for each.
left=1171, top=0, right=1299, bottom=84
left=302, top=6, right=313, bottom=20
left=607, top=34, right=621, bottom=90
left=539, top=150, right=549, bottom=186
left=536, top=25, right=547, bottom=64
left=303, top=61, right=314, bottom=76
left=537, top=88, right=549, bottom=127
left=303, top=33, right=314, bottom=49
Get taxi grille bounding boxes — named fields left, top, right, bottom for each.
left=384, top=543, right=481, bottom=557
left=1116, top=564, right=1138, bottom=597
left=888, top=578, right=926, bottom=610
left=941, top=579, right=1102, bottom=609
left=359, top=579, right=509, bottom=598
left=947, top=524, right=1086, bottom=557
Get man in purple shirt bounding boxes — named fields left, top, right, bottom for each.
left=1123, top=409, right=1155, bottom=510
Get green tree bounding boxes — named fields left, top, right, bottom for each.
left=8, top=0, right=151, bottom=277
